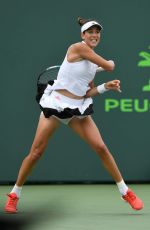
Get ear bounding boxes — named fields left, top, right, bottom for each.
left=81, top=32, right=85, bottom=40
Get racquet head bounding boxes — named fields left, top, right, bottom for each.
left=37, top=65, right=60, bottom=86
left=36, top=65, right=60, bottom=103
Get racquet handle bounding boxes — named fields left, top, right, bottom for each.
left=96, top=67, right=105, bottom=72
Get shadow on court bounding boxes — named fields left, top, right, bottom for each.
left=0, top=207, right=146, bottom=230
left=0, top=201, right=66, bottom=230
left=0, top=215, right=31, bottom=230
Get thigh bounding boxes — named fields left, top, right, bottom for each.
left=69, top=116, right=105, bottom=148
left=31, top=113, right=60, bottom=150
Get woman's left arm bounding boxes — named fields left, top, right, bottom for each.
left=85, top=80, right=121, bottom=98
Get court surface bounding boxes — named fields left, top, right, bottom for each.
left=0, top=184, right=149, bottom=230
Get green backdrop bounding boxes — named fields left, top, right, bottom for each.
left=0, top=0, right=150, bottom=183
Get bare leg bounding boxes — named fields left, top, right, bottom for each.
left=69, top=116, right=122, bottom=182
left=16, top=114, right=60, bottom=186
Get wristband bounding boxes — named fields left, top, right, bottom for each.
left=97, top=83, right=109, bottom=94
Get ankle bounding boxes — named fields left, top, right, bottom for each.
left=116, top=179, right=128, bottom=195
left=10, top=184, right=22, bottom=198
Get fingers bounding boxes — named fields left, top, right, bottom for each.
left=113, top=82, right=122, bottom=92
left=109, top=80, right=122, bottom=92
left=105, top=79, right=122, bottom=92
left=112, top=79, right=120, bottom=84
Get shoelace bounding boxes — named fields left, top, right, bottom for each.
left=127, top=191, right=136, bottom=201
left=7, top=194, right=18, bottom=206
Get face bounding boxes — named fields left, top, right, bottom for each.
left=81, top=26, right=101, bottom=49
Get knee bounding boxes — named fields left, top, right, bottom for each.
left=94, top=143, right=109, bottom=158
left=28, top=144, right=46, bottom=162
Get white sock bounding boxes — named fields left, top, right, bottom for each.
left=116, top=180, right=128, bottom=195
left=10, top=184, right=22, bottom=198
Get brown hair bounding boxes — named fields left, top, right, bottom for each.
left=77, top=17, right=91, bottom=27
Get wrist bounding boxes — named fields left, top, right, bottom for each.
left=97, top=83, right=109, bottom=94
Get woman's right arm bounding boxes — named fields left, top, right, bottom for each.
left=75, top=43, right=115, bottom=71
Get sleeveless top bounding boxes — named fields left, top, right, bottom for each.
left=51, top=54, right=98, bottom=96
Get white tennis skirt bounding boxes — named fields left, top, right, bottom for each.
left=38, top=85, right=94, bottom=120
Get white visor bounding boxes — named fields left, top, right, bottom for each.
left=81, top=21, right=103, bottom=33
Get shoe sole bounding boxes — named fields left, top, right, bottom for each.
left=121, top=198, right=144, bottom=210
left=4, top=209, right=18, bottom=214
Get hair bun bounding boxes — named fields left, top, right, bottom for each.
left=77, top=17, right=87, bottom=26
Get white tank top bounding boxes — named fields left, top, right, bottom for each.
left=51, top=54, right=98, bottom=96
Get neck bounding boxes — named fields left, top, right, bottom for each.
left=82, top=40, right=94, bottom=49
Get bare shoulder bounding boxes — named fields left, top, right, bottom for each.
left=68, top=42, right=90, bottom=52
left=67, top=42, right=95, bottom=62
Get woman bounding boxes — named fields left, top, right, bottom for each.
left=4, top=17, right=143, bottom=213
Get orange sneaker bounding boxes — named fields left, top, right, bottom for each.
left=4, top=193, right=19, bottom=213
left=122, top=189, right=144, bottom=210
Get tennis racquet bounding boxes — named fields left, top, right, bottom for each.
left=37, top=65, right=60, bottom=85
left=36, top=65, right=60, bottom=103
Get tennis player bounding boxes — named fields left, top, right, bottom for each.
left=4, top=17, right=143, bottom=213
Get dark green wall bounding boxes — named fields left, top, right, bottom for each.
left=0, top=0, right=150, bottom=183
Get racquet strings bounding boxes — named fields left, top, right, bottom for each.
left=36, top=65, right=60, bottom=103
left=37, top=65, right=60, bottom=85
